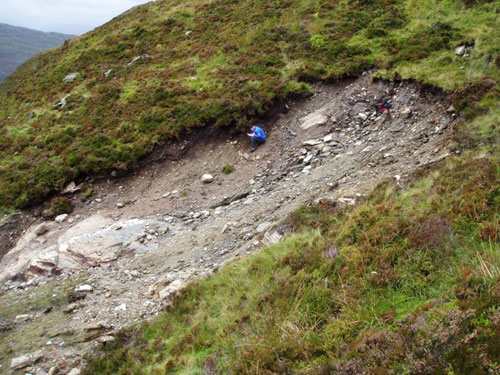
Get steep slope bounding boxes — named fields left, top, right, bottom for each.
left=0, top=72, right=463, bottom=374
left=0, top=0, right=498, bottom=210
left=0, top=23, right=73, bottom=83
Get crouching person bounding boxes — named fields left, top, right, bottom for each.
left=248, top=125, right=266, bottom=152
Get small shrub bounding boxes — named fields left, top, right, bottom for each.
left=43, top=196, right=73, bottom=217
left=309, top=34, right=325, bottom=49
left=82, top=188, right=93, bottom=199
left=222, top=164, right=234, bottom=174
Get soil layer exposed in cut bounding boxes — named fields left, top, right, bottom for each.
left=0, top=73, right=457, bottom=373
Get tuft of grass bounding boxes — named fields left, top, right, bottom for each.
left=222, top=164, right=234, bottom=175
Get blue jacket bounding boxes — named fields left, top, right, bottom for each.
left=251, top=126, right=266, bottom=141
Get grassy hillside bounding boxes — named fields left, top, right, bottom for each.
left=83, top=155, right=499, bottom=374
left=0, top=0, right=498, bottom=209
left=0, top=23, right=73, bottom=84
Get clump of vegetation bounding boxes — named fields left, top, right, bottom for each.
left=42, top=196, right=73, bottom=218
left=222, top=164, right=234, bottom=175
left=82, top=156, right=500, bottom=374
left=81, top=187, right=93, bottom=199
left=0, top=0, right=497, bottom=209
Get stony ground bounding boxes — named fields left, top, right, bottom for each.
left=0, top=72, right=457, bottom=374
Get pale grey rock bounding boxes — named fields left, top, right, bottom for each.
left=323, top=134, right=333, bottom=143
left=400, top=107, right=412, bottom=117
left=201, top=174, right=214, bottom=183
left=14, top=314, right=32, bottom=323
left=114, top=303, right=127, bottom=312
left=358, top=113, right=368, bottom=120
left=10, top=350, right=44, bottom=369
left=54, top=95, right=70, bottom=110
left=303, top=139, right=322, bottom=146
left=62, top=181, right=80, bottom=194
left=256, top=222, right=272, bottom=233
left=159, top=279, right=186, bottom=299
left=75, top=284, right=93, bottom=292
left=300, top=112, right=327, bottom=129
left=127, top=54, right=149, bottom=67
left=104, top=69, right=113, bottom=78
left=303, top=154, right=314, bottom=164
left=338, top=197, right=356, bottom=205
left=35, top=223, right=50, bottom=236
left=63, top=73, right=79, bottom=82
left=96, top=336, right=115, bottom=344
left=264, top=231, right=282, bottom=245
left=455, top=46, right=465, bottom=56
left=68, top=369, right=81, bottom=375
left=55, top=214, right=68, bottom=223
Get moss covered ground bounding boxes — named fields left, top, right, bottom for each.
left=0, top=0, right=498, bottom=209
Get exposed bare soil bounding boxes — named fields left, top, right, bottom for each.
left=0, top=72, right=457, bottom=374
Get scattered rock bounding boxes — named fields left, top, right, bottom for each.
left=338, top=197, right=356, bottom=205
left=303, top=139, right=322, bottom=146
left=62, top=182, right=81, bottom=194
left=63, top=73, right=79, bottom=83
left=35, top=223, right=50, bottom=236
left=68, top=369, right=81, bottom=375
left=201, top=174, right=214, bottom=183
left=54, top=95, right=70, bottom=110
left=455, top=45, right=466, bottom=56
left=127, top=54, right=149, bottom=67
left=14, top=314, right=32, bottom=323
left=10, top=350, right=44, bottom=370
left=63, top=302, right=83, bottom=314
left=96, top=336, right=115, bottom=344
left=358, top=113, right=368, bottom=120
left=256, top=222, right=272, bottom=234
left=323, top=134, right=333, bottom=143
left=159, top=279, right=186, bottom=300
left=303, top=154, right=314, bottom=164
left=75, top=284, right=93, bottom=293
left=67, top=291, right=87, bottom=303
left=114, top=303, right=127, bottom=312
left=55, top=214, right=68, bottom=223
left=300, top=112, right=327, bottom=129
left=400, top=107, right=412, bottom=117
left=446, top=104, right=455, bottom=113
left=116, top=203, right=124, bottom=209
left=263, top=231, right=282, bottom=245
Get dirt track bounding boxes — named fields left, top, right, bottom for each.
left=0, top=72, right=457, bottom=373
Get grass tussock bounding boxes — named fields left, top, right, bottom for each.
left=82, top=155, right=500, bottom=375
left=0, top=0, right=499, bottom=209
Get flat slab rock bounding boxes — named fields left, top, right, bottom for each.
left=300, top=112, right=327, bottom=130
left=0, top=214, right=169, bottom=284
left=10, top=350, right=44, bottom=369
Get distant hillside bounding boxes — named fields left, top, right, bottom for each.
left=0, top=23, right=73, bottom=83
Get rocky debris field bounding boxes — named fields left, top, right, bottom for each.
left=0, top=72, right=457, bottom=374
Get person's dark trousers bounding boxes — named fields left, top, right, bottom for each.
left=251, top=137, right=265, bottom=151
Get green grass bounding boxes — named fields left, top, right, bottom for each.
left=0, top=0, right=498, bottom=209
left=83, top=155, right=500, bottom=374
